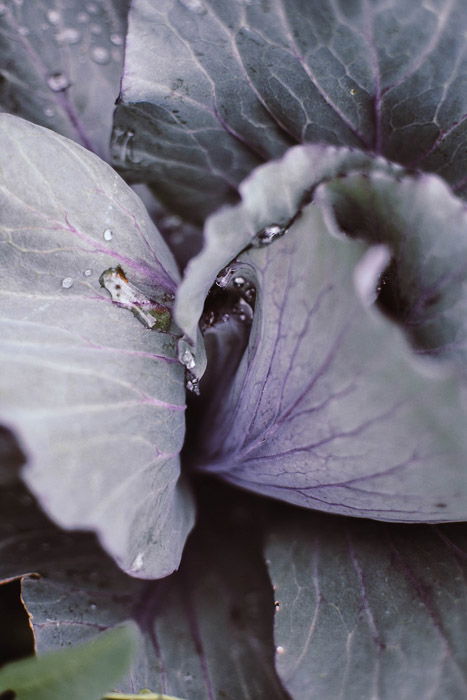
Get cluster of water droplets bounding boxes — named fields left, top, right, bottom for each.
left=199, top=264, right=256, bottom=333
left=178, top=340, right=200, bottom=395
left=41, top=2, right=124, bottom=97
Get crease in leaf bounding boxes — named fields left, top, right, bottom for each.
left=177, top=144, right=467, bottom=522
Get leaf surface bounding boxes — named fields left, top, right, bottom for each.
left=0, top=0, right=128, bottom=159
left=177, top=146, right=467, bottom=521
left=113, top=0, right=467, bottom=220
left=0, top=481, right=287, bottom=699
left=265, top=506, right=467, bottom=699
left=0, top=115, right=194, bottom=578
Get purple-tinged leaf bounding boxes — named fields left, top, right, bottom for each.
left=112, top=0, right=467, bottom=220
left=0, top=481, right=288, bottom=699
left=316, top=172, right=467, bottom=370
left=177, top=146, right=467, bottom=521
left=175, top=145, right=400, bottom=353
left=266, top=506, right=467, bottom=699
left=0, top=114, right=194, bottom=579
left=0, top=0, right=129, bottom=159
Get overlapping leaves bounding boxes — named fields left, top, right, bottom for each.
left=113, top=0, right=467, bottom=221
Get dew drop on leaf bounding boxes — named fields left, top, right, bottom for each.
left=181, top=348, right=196, bottom=370
left=86, top=1, right=99, bottom=14
left=83, top=268, right=92, bottom=277
left=110, top=32, right=123, bottom=45
left=179, top=0, right=205, bottom=13
left=103, top=228, right=113, bottom=241
left=216, top=265, right=236, bottom=288
left=47, top=9, right=61, bottom=24
left=61, top=277, right=73, bottom=289
left=56, top=27, right=81, bottom=45
left=47, top=72, right=71, bottom=92
left=253, top=223, right=287, bottom=247
left=130, top=551, right=144, bottom=573
left=91, top=46, right=110, bottom=64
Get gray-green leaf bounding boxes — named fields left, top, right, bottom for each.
left=177, top=145, right=467, bottom=521
left=0, top=114, right=195, bottom=579
left=112, top=0, right=467, bottom=220
left=266, top=507, right=467, bottom=699
left=0, top=0, right=129, bottom=159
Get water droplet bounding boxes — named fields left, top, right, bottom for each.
left=91, top=46, right=110, bottom=64
left=216, top=266, right=236, bottom=288
left=18, top=26, right=30, bottom=36
left=186, top=374, right=200, bottom=395
left=350, top=87, right=357, bottom=95
left=61, top=277, right=73, bottom=289
left=83, top=268, right=92, bottom=277
left=86, top=1, right=99, bottom=13
left=89, top=602, right=97, bottom=610
left=112, top=128, right=139, bottom=165
left=243, top=286, right=256, bottom=304
left=47, top=9, right=61, bottom=24
left=233, top=276, right=245, bottom=288
left=44, top=106, right=55, bottom=117
left=179, top=0, right=204, bottom=12
left=253, top=223, right=287, bottom=247
left=162, top=215, right=182, bottom=229
left=181, top=348, right=196, bottom=370
left=56, top=27, right=81, bottom=44
left=131, top=552, right=144, bottom=572
left=110, top=32, right=123, bottom=45
left=274, top=601, right=281, bottom=611
left=103, top=228, right=113, bottom=241
left=77, top=11, right=89, bottom=22
left=47, top=72, right=71, bottom=92
left=276, top=645, right=285, bottom=655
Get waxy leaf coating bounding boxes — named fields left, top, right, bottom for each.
left=0, top=114, right=195, bottom=579
left=177, top=145, right=467, bottom=521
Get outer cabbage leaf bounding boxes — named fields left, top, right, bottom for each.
left=265, top=506, right=467, bottom=699
left=0, top=114, right=194, bottom=579
left=112, top=0, right=467, bottom=221
left=0, top=481, right=288, bottom=699
left=0, top=0, right=128, bottom=159
left=177, top=146, right=467, bottom=521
